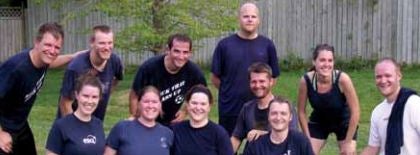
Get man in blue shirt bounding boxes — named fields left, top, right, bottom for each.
left=58, top=25, right=123, bottom=121
left=0, top=22, right=79, bottom=154
left=211, top=2, right=280, bottom=135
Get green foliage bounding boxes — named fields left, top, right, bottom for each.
left=50, top=0, right=240, bottom=54
left=279, top=53, right=307, bottom=71
left=335, top=56, right=378, bottom=71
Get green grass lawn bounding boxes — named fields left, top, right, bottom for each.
left=29, top=67, right=420, bottom=154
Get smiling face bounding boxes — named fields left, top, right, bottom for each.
left=165, top=39, right=191, bottom=72
left=374, top=61, right=401, bottom=100
left=313, top=50, right=334, bottom=77
left=268, top=101, right=292, bottom=133
left=138, top=91, right=162, bottom=122
left=90, top=31, right=114, bottom=61
left=75, top=85, right=101, bottom=116
left=238, top=3, right=260, bottom=35
left=187, top=92, right=211, bottom=124
left=33, top=32, right=63, bottom=66
left=249, top=72, right=273, bottom=99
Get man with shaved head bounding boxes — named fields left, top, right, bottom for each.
left=211, top=2, right=280, bottom=135
left=361, top=57, right=420, bottom=155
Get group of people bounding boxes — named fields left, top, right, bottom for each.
left=0, top=1, right=419, bottom=155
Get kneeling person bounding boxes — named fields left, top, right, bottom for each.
left=243, top=97, right=314, bottom=155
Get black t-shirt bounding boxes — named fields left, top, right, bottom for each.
left=0, top=49, right=47, bottom=132
left=132, top=55, right=207, bottom=125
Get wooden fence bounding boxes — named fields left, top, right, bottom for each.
left=2, top=0, right=419, bottom=65
left=0, top=7, right=24, bottom=63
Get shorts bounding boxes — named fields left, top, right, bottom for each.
left=308, top=121, right=358, bottom=141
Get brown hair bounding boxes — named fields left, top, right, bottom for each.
left=185, top=85, right=213, bottom=105
left=35, top=22, right=64, bottom=42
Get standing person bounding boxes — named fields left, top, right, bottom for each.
left=46, top=74, right=105, bottom=155
left=129, top=33, right=206, bottom=126
left=297, top=44, right=360, bottom=155
left=0, top=22, right=80, bottom=154
left=231, top=62, right=298, bottom=153
left=104, top=86, right=173, bottom=155
left=361, top=58, right=420, bottom=155
left=243, top=97, right=314, bottom=155
left=58, top=25, right=123, bottom=121
left=211, top=2, right=280, bottom=135
left=172, top=85, right=233, bottom=155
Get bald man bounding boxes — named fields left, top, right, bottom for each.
left=211, top=2, right=280, bottom=135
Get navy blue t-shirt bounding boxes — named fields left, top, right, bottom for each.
left=172, top=120, right=234, bottom=155
left=0, top=49, right=47, bottom=132
left=232, top=99, right=299, bottom=141
left=106, top=120, right=173, bottom=155
left=304, top=71, right=350, bottom=124
left=243, top=130, right=314, bottom=155
left=46, top=114, right=105, bottom=155
left=211, top=34, right=280, bottom=117
left=132, top=55, right=207, bottom=125
left=59, top=51, right=123, bottom=120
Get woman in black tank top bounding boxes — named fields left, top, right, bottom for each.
left=297, top=44, right=360, bottom=155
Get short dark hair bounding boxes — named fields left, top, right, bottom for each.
left=185, top=85, right=213, bottom=105
left=36, top=22, right=64, bottom=42
left=90, top=25, right=112, bottom=42
left=167, top=33, right=192, bottom=51
left=75, top=73, right=103, bottom=98
left=248, top=62, right=273, bottom=79
left=268, top=96, right=292, bottom=114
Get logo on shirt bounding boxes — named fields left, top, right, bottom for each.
left=160, top=81, right=186, bottom=103
left=283, top=150, right=291, bottom=155
left=160, top=137, right=168, bottom=148
left=83, top=135, right=97, bottom=144
left=24, top=72, right=45, bottom=102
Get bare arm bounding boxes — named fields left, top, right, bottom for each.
left=211, top=73, right=220, bottom=89
left=297, top=77, right=310, bottom=138
left=171, top=104, right=187, bottom=124
left=339, top=73, right=360, bottom=143
left=230, top=136, right=241, bottom=153
left=103, top=146, right=117, bottom=155
left=59, top=96, right=74, bottom=117
left=360, top=145, right=379, bottom=155
left=46, top=150, right=59, bottom=155
left=49, top=50, right=86, bottom=68
left=129, top=89, right=139, bottom=118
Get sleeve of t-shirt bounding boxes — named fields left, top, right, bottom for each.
left=407, top=95, right=420, bottom=134
left=0, top=66, right=16, bottom=99
left=45, top=121, right=65, bottom=154
left=113, top=55, right=124, bottom=81
left=211, top=41, right=223, bottom=76
left=217, top=125, right=234, bottom=155
left=368, top=109, right=381, bottom=147
left=267, top=40, right=280, bottom=78
left=60, top=69, right=78, bottom=99
left=298, top=133, right=315, bottom=155
left=131, top=65, right=147, bottom=92
left=192, top=64, right=207, bottom=87
left=106, top=121, right=123, bottom=150
left=232, top=107, right=247, bottom=140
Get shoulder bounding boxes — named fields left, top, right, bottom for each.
left=371, top=100, right=388, bottom=118
left=140, top=55, right=164, bottom=69
left=288, top=130, right=308, bottom=141
left=209, top=121, right=229, bottom=135
left=243, top=100, right=257, bottom=109
left=1, top=50, right=30, bottom=71
left=156, top=123, right=173, bottom=133
left=406, top=94, right=420, bottom=109
left=172, top=120, right=189, bottom=130
left=256, top=35, right=273, bottom=43
left=337, top=71, right=353, bottom=84
left=109, top=52, right=123, bottom=63
left=67, top=52, right=90, bottom=69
